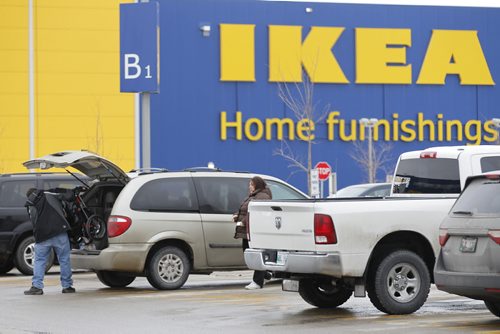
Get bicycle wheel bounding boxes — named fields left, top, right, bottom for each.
left=85, top=214, right=107, bottom=241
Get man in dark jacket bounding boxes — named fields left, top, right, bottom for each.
left=24, top=188, right=75, bottom=295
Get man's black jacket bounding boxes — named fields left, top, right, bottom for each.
left=26, top=190, right=71, bottom=243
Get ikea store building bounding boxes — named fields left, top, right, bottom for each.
left=3, top=0, right=500, bottom=193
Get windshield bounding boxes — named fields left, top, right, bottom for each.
left=393, top=158, right=460, bottom=194
left=451, top=178, right=500, bottom=216
left=336, top=185, right=372, bottom=197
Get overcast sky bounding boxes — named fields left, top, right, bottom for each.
left=268, top=0, right=500, bottom=8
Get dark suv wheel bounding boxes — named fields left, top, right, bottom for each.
left=14, top=236, right=54, bottom=275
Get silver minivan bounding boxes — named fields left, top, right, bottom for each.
left=24, top=151, right=308, bottom=290
left=434, top=174, right=500, bottom=318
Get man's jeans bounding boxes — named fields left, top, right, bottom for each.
left=33, top=232, right=73, bottom=289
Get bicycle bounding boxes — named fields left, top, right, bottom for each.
left=66, top=187, right=106, bottom=246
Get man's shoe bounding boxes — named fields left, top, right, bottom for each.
left=62, top=287, right=76, bottom=294
left=24, top=286, right=43, bottom=295
left=245, top=281, right=262, bottom=290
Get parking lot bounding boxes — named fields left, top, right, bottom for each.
left=0, top=268, right=498, bottom=334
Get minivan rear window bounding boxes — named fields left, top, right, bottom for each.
left=393, top=158, right=460, bottom=194
left=451, top=178, right=500, bottom=215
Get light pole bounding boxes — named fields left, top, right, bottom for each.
left=492, top=118, right=500, bottom=145
left=359, top=118, right=379, bottom=183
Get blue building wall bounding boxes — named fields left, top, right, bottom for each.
left=147, top=0, right=500, bottom=193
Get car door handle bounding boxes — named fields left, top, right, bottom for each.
left=271, top=206, right=282, bottom=211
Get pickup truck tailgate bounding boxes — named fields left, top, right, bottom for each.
left=248, top=200, right=315, bottom=251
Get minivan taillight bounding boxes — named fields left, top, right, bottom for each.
left=314, top=214, right=337, bottom=244
left=488, top=230, right=500, bottom=245
left=439, top=228, right=449, bottom=246
left=107, top=215, right=132, bottom=238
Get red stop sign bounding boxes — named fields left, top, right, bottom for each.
left=315, top=162, right=331, bottom=181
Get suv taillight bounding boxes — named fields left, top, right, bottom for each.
left=439, top=228, right=449, bottom=246
left=107, top=215, right=132, bottom=238
left=488, top=230, right=500, bottom=245
left=314, top=214, right=337, bottom=244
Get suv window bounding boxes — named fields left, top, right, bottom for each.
left=393, top=158, right=461, bottom=194
left=0, top=180, right=36, bottom=207
left=481, top=156, right=500, bottom=173
left=131, top=177, right=199, bottom=212
left=194, top=177, right=248, bottom=214
left=42, top=179, right=82, bottom=190
left=451, top=178, right=500, bottom=216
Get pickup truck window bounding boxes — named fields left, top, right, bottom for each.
left=452, top=179, right=500, bottom=216
left=480, top=156, right=500, bottom=173
left=393, top=158, right=460, bottom=194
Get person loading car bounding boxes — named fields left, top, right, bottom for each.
left=23, top=188, right=75, bottom=295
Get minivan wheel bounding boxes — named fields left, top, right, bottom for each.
left=14, top=236, right=54, bottom=275
left=485, top=301, right=500, bottom=318
left=367, top=250, right=430, bottom=315
left=147, top=246, right=191, bottom=290
left=96, top=270, right=136, bottom=288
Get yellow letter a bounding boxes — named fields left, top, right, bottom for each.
left=417, top=30, right=494, bottom=85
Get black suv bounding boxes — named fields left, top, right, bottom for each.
left=0, top=173, right=84, bottom=275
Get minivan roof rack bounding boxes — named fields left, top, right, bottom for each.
left=128, top=168, right=169, bottom=175
left=183, top=167, right=222, bottom=172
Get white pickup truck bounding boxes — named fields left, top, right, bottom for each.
left=245, top=145, right=500, bottom=315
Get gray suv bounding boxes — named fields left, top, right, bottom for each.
left=24, top=151, right=308, bottom=290
left=434, top=174, right=500, bottom=318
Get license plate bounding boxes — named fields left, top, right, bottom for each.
left=276, top=251, right=288, bottom=265
left=459, top=237, right=477, bottom=253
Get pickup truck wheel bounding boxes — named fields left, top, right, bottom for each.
left=299, top=279, right=353, bottom=308
left=96, top=270, right=136, bottom=288
left=14, top=236, right=54, bottom=275
left=485, top=301, right=500, bottom=318
left=368, top=250, right=430, bottom=315
left=146, top=246, right=191, bottom=290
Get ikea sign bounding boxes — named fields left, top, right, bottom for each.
left=219, top=26, right=494, bottom=85
left=121, top=0, right=500, bottom=191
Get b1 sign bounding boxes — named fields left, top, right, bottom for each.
left=120, top=2, right=159, bottom=93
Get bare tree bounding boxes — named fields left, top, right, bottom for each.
left=273, top=72, right=330, bottom=195
left=86, top=100, right=104, bottom=156
left=350, top=140, right=394, bottom=183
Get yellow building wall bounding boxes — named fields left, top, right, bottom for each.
left=0, top=0, right=134, bottom=173
left=0, top=1, right=29, bottom=173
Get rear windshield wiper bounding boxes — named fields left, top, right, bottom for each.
left=452, top=210, right=473, bottom=216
